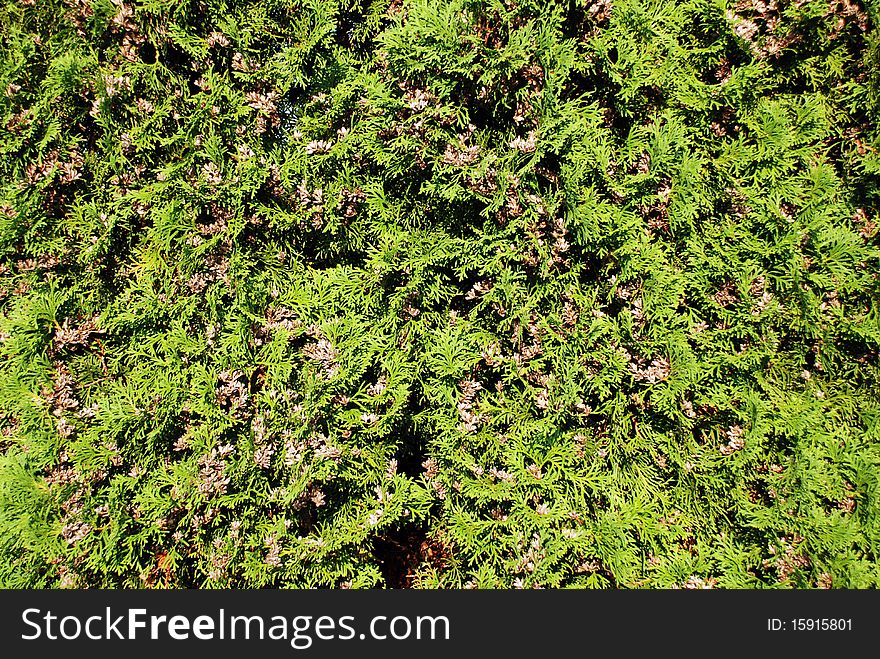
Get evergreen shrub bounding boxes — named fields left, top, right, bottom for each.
left=0, top=0, right=878, bottom=588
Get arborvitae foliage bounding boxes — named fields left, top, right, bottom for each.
left=0, top=0, right=878, bottom=589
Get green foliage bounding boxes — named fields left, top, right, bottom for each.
left=0, top=0, right=878, bottom=589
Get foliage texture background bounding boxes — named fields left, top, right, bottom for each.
left=0, top=0, right=878, bottom=588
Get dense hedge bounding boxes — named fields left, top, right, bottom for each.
left=0, top=0, right=878, bottom=588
